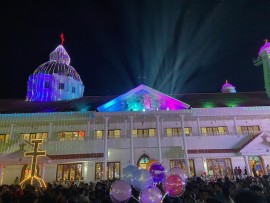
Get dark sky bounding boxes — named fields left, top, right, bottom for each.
left=0, top=0, right=270, bottom=99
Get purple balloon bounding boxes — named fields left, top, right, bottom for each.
left=110, top=180, right=132, bottom=203
left=149, top=162, right=165, bottom=184
left=139, top=186, right=163, bottom=203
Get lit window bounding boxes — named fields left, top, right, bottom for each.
left=0, top=134, right=9, bottom=143
left=57, top=131, right=85, bottom=141
left=21, top=132, right=47, bottom=142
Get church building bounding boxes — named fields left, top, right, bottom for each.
left=0, top=40, right=270, bottom=185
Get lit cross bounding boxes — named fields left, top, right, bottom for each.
left=60, top=32, right=65, bottom=45
left=25, top=139, right=46, bottom=177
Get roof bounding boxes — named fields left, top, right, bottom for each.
left=0, top=91, right=269, bottom=114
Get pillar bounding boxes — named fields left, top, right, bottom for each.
left=87, top=120, right=91, bottom=139
left=9, top=124, right=14, bottom=137
left=197, top=118, right=201, bottom=136
left=48, top=123, right=53, bottom=139
left=129, top=116, right=134, bottom=165
left=156, top=115, right=162, bottom=163
left=233, top=117, right=238, bottom=135
left=0, top=165, right=3, bottom=185
left=103, top=117, right=110, bottom=180
left=180, top=115, right=191, bottom=177
left=243, top=155, right=251, bottom=176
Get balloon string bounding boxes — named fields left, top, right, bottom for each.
left=131, top=195, right=140, bottom=202
left=161, top=192, right=168, bottom=202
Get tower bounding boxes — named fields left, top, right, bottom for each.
left=254, top=40, right=270, bottom=97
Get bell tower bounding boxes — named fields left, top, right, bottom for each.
left=254, top=39, right=270, bottom=97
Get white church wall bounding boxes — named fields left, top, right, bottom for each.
left=2, top=165, right=22, bottom=185
left=231, top=156, right=246, bottom=172
left=194, top=157, right=205, bottom=176
left=44, top=164, right=57, bottom=183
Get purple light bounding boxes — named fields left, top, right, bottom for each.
left=26, top=44, right=84, bottom=102
left=97, top=84, right=190, bottom=112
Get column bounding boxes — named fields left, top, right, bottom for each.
left=124, top=120, right=127, bottom=138
left=243, top=155, right=251, bottom=176
left=233, top=117, right=238, bottom=135
left=9, top=124, right=14, bottom=137
left=41, top=163, right=46, bottom=180
left=87, top=120, right=91, bottom=138
left=156, top=115, right=162, bottom=163
left=180, top=115, right=191, bottom=177
left=103, top=117, right=110, bottom=180
left=48, top=123, right=53, bottom=140
left=0, top=165, right=3, bottom=185
left=197, top=118, right=201, bottom=136
left=129, top=116, right=134, bottom=165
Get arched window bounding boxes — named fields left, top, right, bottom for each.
left=137, top=153, right=150, bottom=169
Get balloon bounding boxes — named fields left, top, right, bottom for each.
left=139, top=186, right=162, bottom=203
left=149, top=162, right=165, bottom=184
left=168, top=167, right=187, bottom=181
left=164, top=174, right=185, bottom=197
left=146, top=159, right=157, bottom=171
left=131, top=169, right=153, bottom=191
left=123, top=165, right=140, bottom=184
left=110, top=180, right=132, bottom=203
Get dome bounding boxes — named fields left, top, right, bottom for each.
left=33, top=61, right=82, bottom=82
left=221, top=80, right=236, bottom=93
left=26, top=44, right=84, bottom=102
left=258, top=41, right=270, bottom=55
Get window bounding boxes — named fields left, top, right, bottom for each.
left=108, top=130, right=121, bottom=138
left=95, top=130, right=122, bottom=139
left=95, top=162, right=120, bottom=180
left=170, top=159, right=196, bottom=177
left=59, top=83, right=65, bottom=90
left=57, top=163, right=82, bottom=181
left=0, top=134, right=9, bottom=143
left=137, top=154, right=150, bottom=169
left=57, top=131, right=85, bottom=141
left=201, top=127, right=228, bottom=136
left=206, top=158, right=233, bottom=178
left=44, top=81, right=50, bottom=88
left=237, top=125, right=260, bottom=135
left=165, top=128, right=192, bottom=136
left=95, top=130, right=104, bottom=139
left=72, top=87, right=75, bottom=93
left=132, top=128, right=157, bottom=137
left=21, top=132, right=47, bottom=142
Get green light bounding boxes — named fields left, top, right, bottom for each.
left=202, top=102, right=216, bottom=108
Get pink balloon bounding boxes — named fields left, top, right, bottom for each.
left=164, top=174, right=185, bottom=197
left=139, top=186, right=162, bottom=203
left=169, top=167, right=187, bottom=181
left=110, top=180, right=132, bottom=203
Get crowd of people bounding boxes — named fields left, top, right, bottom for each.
left=0, top=175, right=270, bottom=203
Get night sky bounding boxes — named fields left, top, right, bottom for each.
left=0, top=0, right=270, bottom=99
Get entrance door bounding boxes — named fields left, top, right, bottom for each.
left=249, top=156, right=265, bottom=177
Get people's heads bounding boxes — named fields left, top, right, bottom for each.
left=234, top=190, right=267, bottom=203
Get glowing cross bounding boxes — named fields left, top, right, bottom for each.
left=24, top=139, right=46, bottom=177
left=60, top=32, right=65, bottom=45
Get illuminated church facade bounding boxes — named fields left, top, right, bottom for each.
left=1, top=41, right=270, bottom=185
